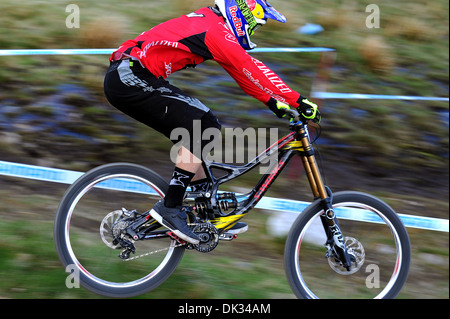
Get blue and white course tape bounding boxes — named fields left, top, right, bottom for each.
left=0, top=160, right=447, bottom=232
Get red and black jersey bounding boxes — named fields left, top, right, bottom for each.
left=110, top=6, right=301, bottom=108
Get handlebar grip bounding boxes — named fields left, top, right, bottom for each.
left=284, top=109, right=300, bottom=122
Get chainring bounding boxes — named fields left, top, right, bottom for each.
left=188, top=222, right=219, bottom=253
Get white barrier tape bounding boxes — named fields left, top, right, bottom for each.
left=258, top=196, right=449, bottom=233
left=312, top=92, right=449, bottom=102
left=0, top=160, right=82, bottom=184
left=0, top=160, right=447, bottom=232
left=0, top=160, right=158, bottom=195
left=0, top=47, right=335, bottom=57
left=0, top=48, right=114, bottom=56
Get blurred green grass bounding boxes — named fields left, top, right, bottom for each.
left=0, top=184, right=448, bottom=299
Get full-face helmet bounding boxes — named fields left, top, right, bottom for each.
left=215, top=0, right=287, bottom=50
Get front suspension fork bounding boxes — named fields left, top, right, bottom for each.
left=319, top=195, right=353, bottom=270
left=298, top=125, right=352, bottom=270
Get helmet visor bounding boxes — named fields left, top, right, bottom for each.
left=258, top=0, right=287, bottom=23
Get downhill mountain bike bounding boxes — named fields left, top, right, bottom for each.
left=54, top=108, right=411, bottom=298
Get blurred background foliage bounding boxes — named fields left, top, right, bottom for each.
left=0, top=0, right=448, bottom=177
left=0, top=0, right=448, bottom=299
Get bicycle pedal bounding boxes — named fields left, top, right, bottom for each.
left=219, top=233, right=239, bottom=241
left=167, top=231, right=186, bottom=244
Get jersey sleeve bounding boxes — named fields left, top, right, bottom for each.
left=205, top=22, right=301, bottom=108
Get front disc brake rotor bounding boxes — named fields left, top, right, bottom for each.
left=327, top=236, right=365, bottom=275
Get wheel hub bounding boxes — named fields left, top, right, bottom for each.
left=100, top=209, right=136, bottom=251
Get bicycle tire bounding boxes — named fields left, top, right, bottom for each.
left=284, top=191, right=411, bottom=299
left=54, top=163, right=185, bottom=297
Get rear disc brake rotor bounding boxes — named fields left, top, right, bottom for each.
left=100, top=210, right=128, bottom=249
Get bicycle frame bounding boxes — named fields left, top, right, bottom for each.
left=140, top=122, right=312, bottom=240
left=198, top=120, right=328, bottom=219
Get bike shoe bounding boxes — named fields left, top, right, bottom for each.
left=225, top=222, right=248, bottom=235
left=150, top=200, right=200, bottom=245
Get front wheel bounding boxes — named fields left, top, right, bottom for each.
left=54, top=163, right=185, bottom=298
left=284, top=191, right=411, bottom=299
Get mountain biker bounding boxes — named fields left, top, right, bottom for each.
left=103, top=0, right=321, bottom=244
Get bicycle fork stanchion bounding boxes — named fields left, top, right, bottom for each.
left=297, top=124, right=353, bottom=270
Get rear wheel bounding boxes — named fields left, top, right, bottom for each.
left=54, top=163, right=185, bottom=297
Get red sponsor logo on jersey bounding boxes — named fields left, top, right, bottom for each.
left=250, top=58, right=292, bottom=93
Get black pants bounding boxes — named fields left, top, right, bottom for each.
left=104, top=59, right=221, bottom=158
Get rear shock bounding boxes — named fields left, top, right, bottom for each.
left=217, top=192, right=237, bottom=213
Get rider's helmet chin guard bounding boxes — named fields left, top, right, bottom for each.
left=215, top=0, right=287, bottom=50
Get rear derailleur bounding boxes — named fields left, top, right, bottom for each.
left=117, top=237, right=136, bottom=260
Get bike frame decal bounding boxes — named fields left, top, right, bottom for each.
left=254, top=158, right=286, bottom=200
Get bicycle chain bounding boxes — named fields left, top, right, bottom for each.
left=122, top=242, right=185, bottom=261
left=120, top=221, right=222, bottom=261
left=121, top=222, right=200, bottom=261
